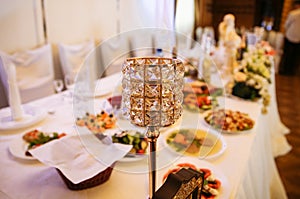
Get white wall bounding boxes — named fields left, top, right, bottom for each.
left=0, top=0, right=44, bottom=52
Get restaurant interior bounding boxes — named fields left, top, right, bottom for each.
left=0, top=0, right=299, bottom=198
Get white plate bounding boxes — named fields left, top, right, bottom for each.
left=156, top=157, right=230, bottom=199
left=202, top=109, right=254, bottom=134
left=161, top=127, right=227, bottom=160
left=106, top=128, right=148, bottom=163
left=9, top=134, right=36, bottom=160
left=0, top=105, right=47, bottom=131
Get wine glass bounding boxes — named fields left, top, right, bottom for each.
left=64, top=74, right=75, bottom=90
left=51, top=79, right=64, bottom=112
left=53, top=79, right=64, bottom=93
left=64, top=74, right=75, bottom=99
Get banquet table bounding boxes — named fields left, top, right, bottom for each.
left=0, top=72, right=289, bottom=199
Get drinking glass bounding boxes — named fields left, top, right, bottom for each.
left=53, top=79, right=64, bottom=93
left=64, top=74, right=75, bottom=100
left=64, top=74, right=75, bottom=90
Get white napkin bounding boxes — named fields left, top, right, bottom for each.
left=29, top=133, right=132, bottom=184
left=0, top=54, right=24, bottom=120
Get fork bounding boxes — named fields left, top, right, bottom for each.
left=95, top=133, right=113, bottom=145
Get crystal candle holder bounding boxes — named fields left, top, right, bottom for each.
left=121, top=57, right=184, bottom=199
left=121, top=57, right=184, bottom=127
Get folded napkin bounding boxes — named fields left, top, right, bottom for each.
left=0, top=54, right=24, bottom=120
left=29, top=131, right=132, bottom=184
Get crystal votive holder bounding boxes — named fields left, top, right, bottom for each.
left=121, top=57, right=184, bottom=127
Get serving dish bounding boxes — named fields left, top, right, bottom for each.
left=203, top=109, right=255, bottom=134
left=161, top=127, right=226, bottom=160
left=156, top=157, right=230, bottom=199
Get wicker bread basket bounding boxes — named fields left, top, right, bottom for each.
left=56, top=163, right=115, bottom=190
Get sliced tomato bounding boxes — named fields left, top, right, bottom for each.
left=205, top=97, right=211, bottom=105
left=197, top=97, right=204, bottom=107
left=136, top=149, right=145, bottom=154
left=200, top=168, right=212, bottom=179
left=177, top=163, right=197, bottom=170
left=58, top=133, right=67, bottom=138
left=162, top=168, right=180, bottom=182
left=208, top=179, right=221, bottom=189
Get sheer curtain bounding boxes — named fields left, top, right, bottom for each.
left=175, top=0, right=194, bottom=36
left=135, top=0, right=175, bottom=30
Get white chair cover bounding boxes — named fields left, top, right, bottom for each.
left=58, top=40, right=95, bottom=78
left=58, top=40, right=97, bottom=95
left=0, top=44, right=54, bottom=103
left=99, top=35, right=131, bottom=76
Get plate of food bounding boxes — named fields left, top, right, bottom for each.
left=203, top=108, right=255, bottom=134
left=156, top=157, right=230, bottom=199
left=161, top=127, right=226, bottom=160
left=183, top=79, right=222, bottom=112
left=9, top=129, right=67, bottom=160
left=111, top=129, right=148, bottom=162
left=76, top=110, right=117, bottom=133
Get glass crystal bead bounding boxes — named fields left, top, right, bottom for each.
left=145, top=98, right=161, bottom=111
left=145, top=83, right=161, bottom=98
left=162, top=97, right=174, bottom=111
left=162, top=83, right=173, bottom=97
left=130, top=80, right=144, bottom=97
left=174, top=106, right=183, bottom=120
left=130, top=110, right=144, bottom=126
left=130, top=64, right=144, bottom=80
left=122, top=78, right=131, bottom=91
left=161, top=64, right=175, bottom=80
left=145, top=111, right=161, bottom=126
left=121, top=93, right=131, bottom=108
left=175, top=92, right=184, bottom=104
left=130, top=97, right=144, bottom=110
left=122, top=107, right=130, bottom=119
left=146, top=65, right=161, bottom=81
left=175, top=62, right=185, bottom=77
left=161, top=110, right=174, bottom=126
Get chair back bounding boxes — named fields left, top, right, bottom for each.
left=98, top=35, right=131, bottom=76
left=0, top=44, right=54, bottom=103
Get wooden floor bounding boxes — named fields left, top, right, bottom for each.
left=275, top=74, right=300, bottom=199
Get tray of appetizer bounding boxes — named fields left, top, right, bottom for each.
left=162, top=128, right=226, bottom=159
left=76, top=110, right=116, bottom=133
left=111, top=130, right=148, bottom=162
left=183, top=79, right=222, bottom=112
left=157, top=157, right=230, bottom=199
left=9, top=129, right=67, bottom=160
left=203, top=109, right=255, bottom=133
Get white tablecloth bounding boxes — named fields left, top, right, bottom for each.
left=0, top=73, right=288, bottom=199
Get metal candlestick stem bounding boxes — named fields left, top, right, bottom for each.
left=146, top=126, right=160, bottom=198
left=121, top=57, right=184, bottom=198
